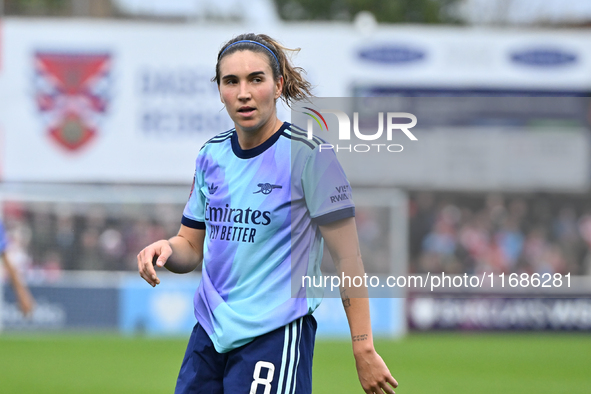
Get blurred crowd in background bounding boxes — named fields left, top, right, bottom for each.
left=409, top=192, right=591, bottom=276
left=1, top=200, right=393, bottom=277
left=1, top=201, right=183, bottom=278
left=4, top=191, right=591, bottom=278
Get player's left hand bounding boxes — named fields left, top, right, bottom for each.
left=354, top=348, right=398, bottom=394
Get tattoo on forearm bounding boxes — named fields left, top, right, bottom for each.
left=340, top=289, right=351, bottom=308
left=352, top=334, right=368, bottom=342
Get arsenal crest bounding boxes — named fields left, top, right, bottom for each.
left=34, top=52, right=111, bottom=151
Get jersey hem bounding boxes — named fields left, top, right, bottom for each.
left=181, top=216, right=206, bottom=229
left=312, top=207, right=356, bottom=225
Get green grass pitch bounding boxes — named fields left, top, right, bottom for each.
left=0, top=332, right=590, bottom=393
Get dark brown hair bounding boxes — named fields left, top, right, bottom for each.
left=213, top=33, right=313, bottom=107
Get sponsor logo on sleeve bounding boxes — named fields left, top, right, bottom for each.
left=330, top=184, right=352, bottom=203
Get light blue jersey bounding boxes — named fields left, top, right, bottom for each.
left=182, top=122, right=354, bottom=353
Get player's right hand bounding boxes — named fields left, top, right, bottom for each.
left=19, top=293, right=35, bottom=317
left=137, top=240, right=173, bottom=287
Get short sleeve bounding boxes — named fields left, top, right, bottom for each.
left=182, top=162, right=206, bottom=230
left=302, top=147, right=355, bottom=225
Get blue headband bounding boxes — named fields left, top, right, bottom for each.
left=220, top=40, right=279, bottom=65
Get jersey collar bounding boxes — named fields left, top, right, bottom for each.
left=231, top=122, right=290, bottom=159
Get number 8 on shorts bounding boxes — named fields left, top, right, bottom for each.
left=250, top=361, right=275, bottom=394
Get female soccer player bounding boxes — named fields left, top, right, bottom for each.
left=137, top=33, right=398, bottom=394
left=1, top=220, right=34, bottom=318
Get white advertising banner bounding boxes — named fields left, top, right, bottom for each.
left=0, top=20, right=247, bottom=183
left=1, top=19, right=590, bottom=187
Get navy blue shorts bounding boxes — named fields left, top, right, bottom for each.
left=175, top=315, right=317, bottom=394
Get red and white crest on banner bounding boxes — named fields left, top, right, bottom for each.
left=34, top=52, right=111, bottom=151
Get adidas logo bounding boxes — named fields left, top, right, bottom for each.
left=208, top=183, right=218, bottom=194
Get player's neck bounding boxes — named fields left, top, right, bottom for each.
left=235, top=117, right=283, bottom=150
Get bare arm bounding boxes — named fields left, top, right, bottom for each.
left=137, top=225, right=205, bottom=287
left=2, top=251, right=34, bottom=316
left=319, top=217, right=398, bottom=394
